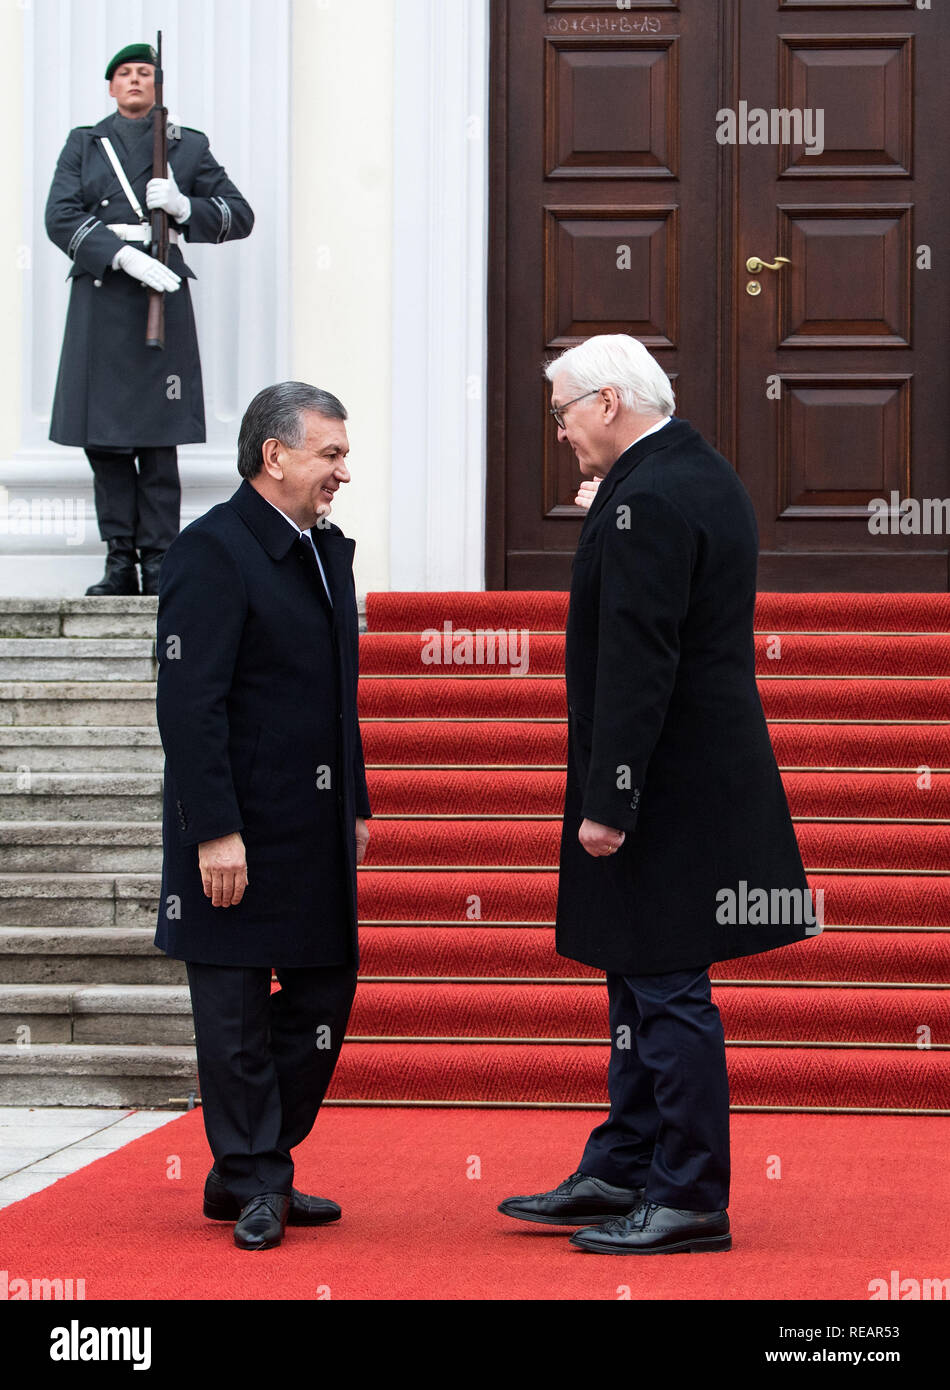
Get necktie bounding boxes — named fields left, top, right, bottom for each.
left=294, top=535, right=332, bottom=608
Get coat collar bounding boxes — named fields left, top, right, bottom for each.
left=227, top=479, right=355, bottom=622
left=581, top=417, right=693, bottom=534
left=91, top=109, right=179, bottom=139
left=91, top=111, right=157, bottom=186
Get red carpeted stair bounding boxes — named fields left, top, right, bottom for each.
left=329, top=592, right=950, bottom=1113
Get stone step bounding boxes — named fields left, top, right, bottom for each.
left=0, top=682, right=156, bottom=726
left=0, top=823, right=162, bottom=873
left=0, top=873, right=158, bottom=929
left=0, top=927, right=186, bottom=983
left=0, top=1042, right=197, bottom=1107
left=0, top=639, right=155, bottom=682
left=0, top=726, right=163, bottom=772
left=0, top=773, right=162, bottom=821
left=0, top=983, right=194, bottom=1045
left=0, top=597, right=159, bottom=639
left=0, top=596, right=372, bottom=640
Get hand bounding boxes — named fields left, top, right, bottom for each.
left=112, top=244, right=181, bottom=293
left=355, top=817, right=370, bottom=866
left=198, top=831, right=248, bottom=907
left=575, top=478, right=601, bottom=511
left=579, top=818, right=625, bottom=858
left=146, top=164, right=191, bottom=222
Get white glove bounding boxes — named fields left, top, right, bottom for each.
left=111, top=244, right=182, bottom=293
left=146, top=164, right=191, bottom=223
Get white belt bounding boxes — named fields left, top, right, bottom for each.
left=110, top=223, right=181, bottom=246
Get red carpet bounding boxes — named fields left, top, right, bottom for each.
left=2, top=1107, right=948, bottom=1300
left=364, top=591, right=950, bottom=632
left=7, top=590, right=948, bottom=1302
left=340, top=592, right=950, bottom=1112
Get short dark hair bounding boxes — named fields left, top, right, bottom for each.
left=237, top=381, right=348, bottom=480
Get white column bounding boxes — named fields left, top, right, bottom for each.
left=389, top=0, right=490, bottom=591
left=289, top=0, right=395, bottom=600
left=0, top=0, right=290, bottom=595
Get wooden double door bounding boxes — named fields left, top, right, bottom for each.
left=487, top=0, right=950, bottom=590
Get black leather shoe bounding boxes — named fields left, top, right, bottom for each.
left=204, top=1168, right=341, bottom=1227
left=569, top=1201, right=731, bottom=1254
left=497, top=1170, right=646, bottom=1226
left=85, top=539, right=139, bottom=596
left=138, top=548, right=166, bottom=596
left=233, top=1192, right=290, bottom=1251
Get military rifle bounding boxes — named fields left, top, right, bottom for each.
left=145, top=30, right=168, bottom=349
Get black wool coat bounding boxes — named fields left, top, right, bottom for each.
left=555, top=418, right=815, bottom=975
left=153, top=480, right=371, bottom=968
left=45, top=111, right=254, bottom=448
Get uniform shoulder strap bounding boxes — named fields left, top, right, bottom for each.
left=98, top=137, right=147, bottom=224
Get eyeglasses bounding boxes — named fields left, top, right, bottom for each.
left=549, top=390, right=599, bottom=430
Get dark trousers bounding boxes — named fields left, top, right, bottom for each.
left=185, top=960, right=358, bottom=1206
left=85, top=446, right=180, bottom=551
left=580, top=966, right=731, bottom=1211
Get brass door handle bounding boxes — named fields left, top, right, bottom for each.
left=745, top=255, right=791, bottom=274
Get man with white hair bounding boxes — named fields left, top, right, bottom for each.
left=498, top=333, right=813, bottom=1253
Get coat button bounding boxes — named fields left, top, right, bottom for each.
left=100, top=198, right=109, bottom=206
left=93, top=279, right=102, bottom=287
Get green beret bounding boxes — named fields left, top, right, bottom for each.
left=105, top=44, right=157, bottom=81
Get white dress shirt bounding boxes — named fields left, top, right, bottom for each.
left=632, top=415, right=673, bottom=446
left=263, top=498, right=333, bottom=606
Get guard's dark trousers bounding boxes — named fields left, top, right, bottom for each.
left=579, top=966, right=731, bottom=1211
left=85, top=446, right=180, bottom=551
left=185, top=960, right=358, bottom=1206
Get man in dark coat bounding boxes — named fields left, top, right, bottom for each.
left=499, top=334, right=817, bottom=1254
left=45, top=42, right=254, bottom=596
left=154, top=381, right=370, bottom=1251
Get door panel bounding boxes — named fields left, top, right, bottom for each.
left=736, top=2, right=949, bottom=588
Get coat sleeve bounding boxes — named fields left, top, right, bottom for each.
left=45, top=129, right=125, bottom=279
left=177, top=134, right=254, bottom=244
left=348, top=573, right=372, bottom=819
left=353, top=721, right=372, bottom=819
left=156, top=526, right=249, bottom=847
left=581, top=491, right=695, bottom=832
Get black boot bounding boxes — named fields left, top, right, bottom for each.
left=138, top=548, right=167, bottom=596
left=85, top=539, right=140, bottom=596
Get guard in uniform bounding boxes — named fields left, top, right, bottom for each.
left=45, top=43, right=254, bottom=595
